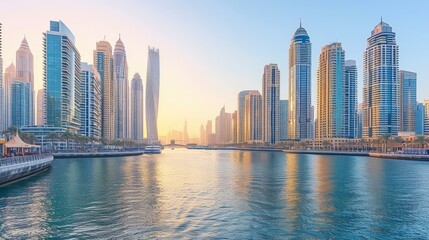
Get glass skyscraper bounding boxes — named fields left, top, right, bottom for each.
left=288, top=23, right=311, bottom=140
left=146, top=47, right=160, bottom=142
left=80, top=63, right=101, bottom=138
left=262, top=64, right=280, bottom=144
left=43, top=20, right=81, bottom=133
left=416, top=103, right=424, bottom=135
left=345, top=60, right=358, bottom=138
left=114, top=37, right=129, bottom=140
left=11, top=81, right=32, bottom=127
left=363, top=20, right=399, bottom=138
left=16, top=37, right=34, bottom=126
left=399, top=70, right=417, bottom=133
left=131, top=73, right=144, bottom=142
left=280, top=100, right=288, bottom=141
left=237, top=90, right=252, bottom=143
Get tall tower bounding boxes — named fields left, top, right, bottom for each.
left=416, top=103, right=424, bottom=135
left=94, top=40, right=117, bottom=142
left=80, top=63, right=101, bottom=138
left=44, top=20, right=81, bottom=133
left=10, top=81, right=31, bottom=127
left=237, top=90, right=252, bottom=143
left=3, top=63, right=15, bottom=129
left=146, top=47, right=160, bottom=142
left=280, top=100, right=288, bottom=140
left=262, top=64, right=280, bottom=144
left=399, top=70, right=416, bottom=133
left=114, top=37, right=129, bottom=140
left=0, top=23, right=3, bottom=131
left=16, top=37, right=34, bottom=125
left=363, top=19, right=399, bottom=138
left=288, top=23, right=312, bottom=140
left=183, top=120, right=189, bottom=144
left=316, top=43, right=346, bottom=139
left=345, top=60, right=358, bottom=138
left=245, top=91, right=262, bottom=143
left=131, top=73, right=144, bottom=142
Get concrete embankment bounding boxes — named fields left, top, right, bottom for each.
left=369, top=153, right=429, bottom=161
left=52, top=151, right=144, bottom=158
left=283, top=150, right=369, bottom=156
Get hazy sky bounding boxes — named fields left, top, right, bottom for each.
left=1, top=0, right=428, bottom=137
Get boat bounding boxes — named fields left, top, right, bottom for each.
left=1, top=133, right=53, bottom=186
left=144, top=145, right=162, bottom=154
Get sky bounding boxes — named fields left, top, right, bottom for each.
left=1, top=0, right=428, bottom=137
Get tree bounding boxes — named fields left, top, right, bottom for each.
left=322, top=140, right=331, bottom=151
left=414, top=136, right=426, bottom=149
left=47, top=132, right=59, bottom=152
left=61, top=131, right=73, bottom=151
left=393, top=136, right=403, bottom=152
left=380, top=134, right=391, bottom=153
left=21, top=133, right=36, bottom=144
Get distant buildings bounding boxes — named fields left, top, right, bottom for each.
left=16, top=37, right=34, bottom=125
left=94, top=40, right=116, bottom=142
left=237, top=90, right=252, bottom=143
left=146, top=47, right=160, bottom=141
left=245, top=91, right=262, bottom=143
left=280, top=100, right=288, bottom=141
left=131, top=73, right=144, bottom=142
left=262, top=64, right=280, bottom=144
left=215, top=106, right=232, bottom=144
left=44, top=20, right=81, bottom=133
left=79, top=63, right=101, bottom=138
left=363, top=20, right=399, bottom=138
left=345, top=60, right=358, bottom=138
left=288, top=23, right=312, bottom=140
left=399, top=70, right=417, bottom=133
left=424, top=100, right=429, bottom=135
left=206, top=120, right=215, bottom=145
left=232, top=111, right=237, bottom=143
left=3, top=63, right=15, bottom=129
left=114, top=37, right=129, bottom=140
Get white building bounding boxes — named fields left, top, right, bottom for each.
left=131, top=73, right=144, bottom=142
left=80, top=63, right=101, bottom=138
left=146, top=47, right=160, bottom=141
left=114, top=37, right=129, bottom=140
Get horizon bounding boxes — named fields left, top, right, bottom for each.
left=1, top=0, right=428, bottom=138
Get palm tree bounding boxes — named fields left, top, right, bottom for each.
left=380, top=134, right=391, bottom=153
left=47, top=132, right=59, bottom=152
left=414, top=136, right=426, bottom=149
left=322, top=140, right=331, bottom=151
left=21, top=133, right=36, bottom=144
left=61, top=131, right=73, bottom=151
left=393, top=136, right=403, bottom=152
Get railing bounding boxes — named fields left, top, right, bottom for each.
left=0, top=153, right=52, bottom=168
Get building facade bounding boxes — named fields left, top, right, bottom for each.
left=146, top=47, right=160, bottom=141
left=416, top=102, right=424, bottom=135
left=114, top=37, right=129, bottom=140
left=94, top=40, right=117, bottom=142
left=363, top=20, right=399, bottom=138
left=215, top=106, right=232, bottom=144
left=345, top=60, right=358, bottom=138
left=79, top=63, right=101, bottom=138
left=288, top=24, right=312, bottom=140
left=16, top=37, right=34, bottom=125
left=0, top=23, right=3, bottom=131
left=262, top=64, right=280, bottom=144
left=357, top=103, right=364, bottom=138
left=131, top=73, right=144, bottom=142
left=3, top=63, right=15, bottom=130
left=11, top=81, right=32, bottom=127
left=280, top=100, right=288, bottom=141
left=424, top=100, right=429, bottom=135
left=37, top=89, right=44, bottom=125
left=399, top=70, right=417, bottom=133
left=44, top=20, right=81, bottom=133
left=237, top=90, right=252, bottom=143
left=245, top=91, right=262, bottom=143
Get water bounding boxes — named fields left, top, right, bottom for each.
left=1, top=149, right=429, bottom=239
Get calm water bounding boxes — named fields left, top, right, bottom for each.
left=1, top=149, right=429, bottom=239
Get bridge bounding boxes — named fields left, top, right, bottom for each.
left=163, top=139, right=187, bottom=148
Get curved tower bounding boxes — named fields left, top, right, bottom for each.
left=146, top=47, right=160, bottom=141
left=288, top=23, right=312, bottom=140
left=114, top=37, right=129, bottom=140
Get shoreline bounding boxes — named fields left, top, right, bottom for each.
left=52, top=151, right=144, bottom=158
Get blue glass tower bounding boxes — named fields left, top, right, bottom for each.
left=11, top=81, right=32, bottom=127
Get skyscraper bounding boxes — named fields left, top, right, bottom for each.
left=114, top=37, right=129, bottom=140
left=16, top=37, right=34, bottom=125
left=183, top=120, right=189, bottom=144
left=399, top=70, right=417, bottom=133
left=44, top=21, right=81, bottom=133
left=215, top=106, right=232, bottom=144
left=357, top=103, right=364, bottom=138
left=280, top=100, right=288, bottom=141
left=345, top=60, right=358, bottom=138
left=237, top=90, right=252, bottom=143
left=146, top=47, right=160, bottom=141
left=416, top=102, right=424, bottom=135
left=245, top=91, right=262, bottom=143
left=316, top=43, right=347, bottom=139
left=363, top=19, right=399, bottom=138
left=424, top=100, right=429, bottom=135
left=94, top=40, right=117, bottom=142
left=37, top=89, right=45, bottom=125
left=131, top=73, right=144, bottom=142
left=262, top=64, right=280, bottom=144
left=206, top=120, right=213, bottom=145
left=80, top=63, right=101, bottom=138
left=232, top=111, right=237, bottom=143
left=11, top=81, right=32, bottom=127
left=288, top=23, right=311, bottom=140
left=200, top=124, right=206, bottom=145
left=0, top=23, right=3, bottom=131
left=3, top=63, right=15, bottom=129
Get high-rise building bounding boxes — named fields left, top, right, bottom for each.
left=237, top=90, right=252, bottom=143
left=423, top=100, right=429, bottom=135
left=37, top=89, right=44, bottom=125
left=280, top=100, right=288, bottom=141
left=16, top=37, right=34, bottom=125
left=399, top=70, right=417, bottom=133
left=0, top=23, right=3, bottom=131
left=10, top=81, right=32, bottom=127
left=262, top=64, right=280, bottom=144
left=357, top=103, right=364, bottom=138
left=310, top=105, right=315, bottom=139
left=146, top=47, right=160, bottom=141
left=131, top=73, right=144, bottom=142
left=200, top=124, right=206, bottom=145
left=44, top=20, right=81, bottom=133
left=94, top=40, right=117, bottom=141
left=363, top=19, right=399, bottom=138
left=114, top=37, right=129, bottom=140
left=288, top=23, right=312, bottom=140
left=183, top=120, right=189, bottom=144
left=3, top=63, right=15, bottom=129
left=206, top=120, right=213, bottom=145
left=232, top=111, right=237, bottom=143
left=80, top=63, right=101, bottom=138
left=416, top=102, right=424, bottom=135
left=316, top=43, right=347, bottom=139
left=345, top=60, right=358, bottom=138
left=215, top=106, right=232, bottom=144
left=245, top=91, right=262, bottom=143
